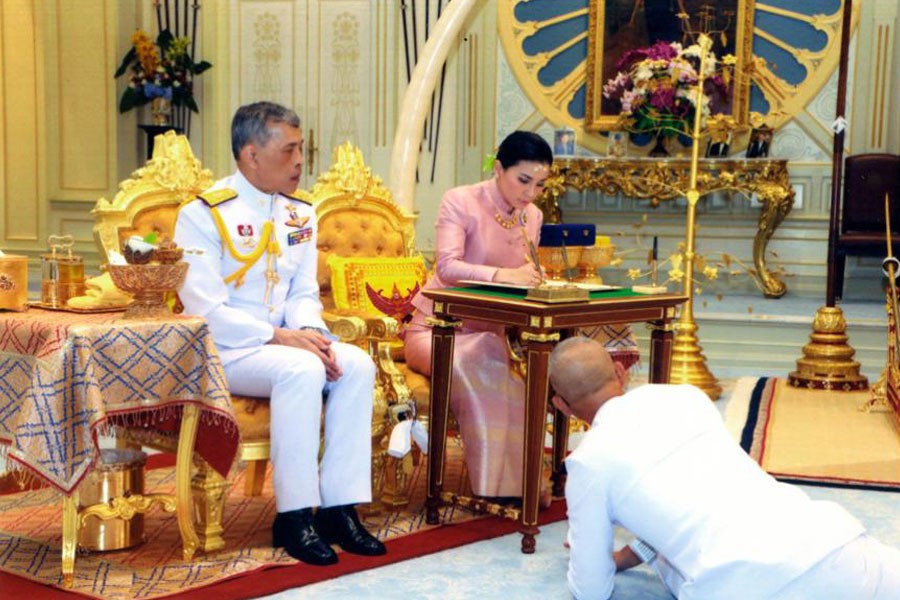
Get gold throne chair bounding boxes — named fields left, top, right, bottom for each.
left=92, top=132, right=398, bottom=556
left=310, top=142, right=431, bottom=507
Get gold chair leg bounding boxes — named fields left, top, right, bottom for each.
left=381, top=454, right=412, bottom=508
left=176, top=404, right=201, bottom=560
left=243, top=459, right=268, bottom=497
left=61, top=492, right=78, bottom=588
left=191, top=461, right=228, bottom=553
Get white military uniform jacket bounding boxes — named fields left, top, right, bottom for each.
left=175, top=169, right=326, bottom=363
left=174, top=169, right=375, bottom=512
left=564, top=384, right=864, bottom=600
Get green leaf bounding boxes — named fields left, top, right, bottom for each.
left=184, top=95, right=200, bottom=113
left=143, top=231, right=159, bottom=244
left=114, top=47, right=137, bottom=78
left=118, top=87, right=143, bottom=113
left=193, top=60, right=212, bottom=75
left=156, top=29, right=174, bottom=52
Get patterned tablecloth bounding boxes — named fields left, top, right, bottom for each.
left=0, top=308, right=237, bottom=494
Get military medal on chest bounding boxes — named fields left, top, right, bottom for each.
left=237, top=223, right=256, bottom=249
left=284, top=204, right=313, bottom=246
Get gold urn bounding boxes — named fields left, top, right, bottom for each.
left=0, top=254, right=29, bottom=311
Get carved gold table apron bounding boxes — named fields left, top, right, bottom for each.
left=541, top=157, right=795, bottom=298
left=0, top=308, right=236, bottom=586
left=423, top=287, right=686, bottom=553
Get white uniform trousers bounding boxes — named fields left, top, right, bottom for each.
left=224, top=341, right=376, bottom=512
left=652, top=534, right=900, bottom=600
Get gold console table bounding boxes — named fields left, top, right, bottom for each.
left=541, top=157, right=795, bottom=298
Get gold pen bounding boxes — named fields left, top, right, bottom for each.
left=520, top=227, right=544, bottom=287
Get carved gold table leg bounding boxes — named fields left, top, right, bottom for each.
left=753, top=184, right=794, bottom=298
left=61, top=492, right=78, bottom=588
left=176, top=404, right=201, bottom=560
left=191, top=461, right=228, bottom=553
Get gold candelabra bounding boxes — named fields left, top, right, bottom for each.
left=668, top=33, right=722, bottom=400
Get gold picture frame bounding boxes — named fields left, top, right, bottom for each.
left=584, top=0, right=755, bottom=132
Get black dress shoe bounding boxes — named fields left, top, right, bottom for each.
left=314, top=505, right=387, bottom=556
left=272, top=508, right=338, bottom=565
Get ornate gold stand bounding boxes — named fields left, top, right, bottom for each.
left=667, top=34, right=721, bottom=399
left=62, top=405, right=205, bottom=587
left=787, top=306, right=868, bottom=390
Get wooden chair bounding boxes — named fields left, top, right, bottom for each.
left=831, top=154, right=900, bottom=300
left=92, top=132, right=406, bottom=553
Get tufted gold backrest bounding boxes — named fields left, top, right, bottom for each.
left=93, top=131, right=214, bottom=261
left=311, top=142, right=418, bottom=311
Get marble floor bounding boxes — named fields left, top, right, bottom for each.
left=255, top=375, right=900, bottom=600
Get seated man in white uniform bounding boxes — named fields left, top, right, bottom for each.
left=548, top=336, right=900, bottom=600
left=175, top=101, right=385, bottom=566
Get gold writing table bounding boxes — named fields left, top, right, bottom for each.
left=0, top=308, right=236, bottom=586
left=542, top=157, right=795, bottom=298
left=423, top=287, right=686, bottom=553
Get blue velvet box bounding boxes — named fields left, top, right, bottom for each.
left=539, top=223, right=596, bottom=247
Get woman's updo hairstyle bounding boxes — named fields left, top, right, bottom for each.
left=495, top=130, right=553, bottom=169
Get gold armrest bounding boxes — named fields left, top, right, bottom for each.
left=324, top=309, right=411, bottom=407
left=361, top=314, right=399, bottom=339
left=322, top=310, right=367, bottom=343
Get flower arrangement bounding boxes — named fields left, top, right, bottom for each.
left=602, top=36, right=734, bottom=141
left=114, top=29, right=211, bottom=114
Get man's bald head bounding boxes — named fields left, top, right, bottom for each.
left=549, top=337, right=622, bottom=417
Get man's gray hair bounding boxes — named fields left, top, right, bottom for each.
left=231, top=101, right=301, bottom=160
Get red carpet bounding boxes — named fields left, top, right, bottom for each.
left=0, top=444, right=567, bottom=599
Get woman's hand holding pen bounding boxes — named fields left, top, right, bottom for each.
left=493, top=261, right=542, bottom=286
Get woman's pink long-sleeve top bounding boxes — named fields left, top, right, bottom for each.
left=411, top=178, right=543, bottom=317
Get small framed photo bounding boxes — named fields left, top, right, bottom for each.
left=554, top=126, right=576, bottom=157
left=746, top=126, right=773, bottom=158
left=705, top=133, right=731, bottom=158
left=608, top=131, right=627, bottom=157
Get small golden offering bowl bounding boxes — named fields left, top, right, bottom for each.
left=107, top=262, right=188, bottom=319
left=575, top=244, right=616, bottom=284
left=537, top=246, right=584, bottom=280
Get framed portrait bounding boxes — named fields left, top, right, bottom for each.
left=745, top=126, right=773, bottom=158
left=584, top=0, right=755, bottom=132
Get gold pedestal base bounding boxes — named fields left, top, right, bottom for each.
left=669, top=320, right=722, bottom=400
left=788, top=306, right=869, bottom=391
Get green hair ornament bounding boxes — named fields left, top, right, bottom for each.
left=482, top=152, right=497, bottom=173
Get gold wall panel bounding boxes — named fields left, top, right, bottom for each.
left=53, top=0, right=114, bottom=196
left=1, top=0, right=41, bottom=243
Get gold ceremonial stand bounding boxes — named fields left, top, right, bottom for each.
left=788, top=306, right=868, bottom=391
left=667, top=34, right=721, bottom=400
left=789, top=0, right=868, bottom=393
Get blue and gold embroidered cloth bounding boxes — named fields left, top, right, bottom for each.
left=0, top=308, right=236, bottom=493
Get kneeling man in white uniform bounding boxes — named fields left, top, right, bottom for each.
left=549, top=336, right=900, bottom=600
left=175, top=101, right=385, bottom=565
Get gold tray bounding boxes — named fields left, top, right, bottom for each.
left=29, top=301, right=130, bottom=314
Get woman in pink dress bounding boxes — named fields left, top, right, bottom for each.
left=404, top=131, right=549, bottom=499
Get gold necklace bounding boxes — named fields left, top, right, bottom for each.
left=494, top=210, right=526, bottom=229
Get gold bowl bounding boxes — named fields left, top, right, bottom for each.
left=575, top=245, right=616, bottom=284
left=537, top=246, right=584, bottom=280
left=107, top=262, right=188, bottom=319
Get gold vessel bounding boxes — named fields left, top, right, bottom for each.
left=107, top=262, right=188, bottom=319
left=0, top=254, right=29, bottom=311
left=41, top=235, right=86, bottom=307
left=77, top=448, right=148, bottom=552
